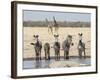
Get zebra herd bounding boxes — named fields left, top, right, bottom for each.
left=30, top=33, right=86, bottom=61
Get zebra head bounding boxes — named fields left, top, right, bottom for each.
left=78, top=33, right=83, bottom=41
left=33, top=35, right=39, bottom=43
left=67, top=35, right=74, bottom=46
left=30, top=35, right=39, bottom=45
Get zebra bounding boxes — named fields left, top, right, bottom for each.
left=62, top=35, right=74, bottom=59
left=44, top=42, right=50, bottom=60
left=30, top=35, right=42, bottom=61
left=77, top=33, right=86, bottom=59
left=53, top=34, right=60, bottom=60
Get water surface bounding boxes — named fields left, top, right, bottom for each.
left=23, top=57, right=91, bottom=69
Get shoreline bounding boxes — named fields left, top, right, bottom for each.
left=23, top=56, right=91, bottom=61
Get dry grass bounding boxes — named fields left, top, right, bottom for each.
left=23, top=27, right=91, bottom=58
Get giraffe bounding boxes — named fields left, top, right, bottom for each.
left=45, top=17, right=59, bottom=35
left=45, top=18, right=53, bottom=34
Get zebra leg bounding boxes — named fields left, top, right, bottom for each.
left=38, top=55, right=39, bottom=61
left=48, top=51, right=50, bottom=60
left=58, top=50, right=60, bottom=60
left=84, top=50, right=86, bottom=58
left=40, top=51, right=41, bottom=60
left=37, top=52, right=40, bottom=61
left=35, top=50, right=38, bottom=61
left=78, top=50, right=82, bottom=59
left=55, top=50, right=58, bottom=60
left=56, top=54, right=57, bottom=60
left=44, top=49, right=47, bottom=60
left=36, top=54, right=39, bottom=61
left=57, top=53, right=58, bottom=60
left=57, top=52, right=59, bottom=60
left=47, top=51, right=49, bottom=60
left=56, top=51, right=58, bottom=60
left=66, top=51, right=69, bottom=59
left=35, top=54, right=37, bottom=61
left=64, top=51, right=66, bottom=60
left=35, top=55, right=38, bottom=61
left=55, top=50, right=56, bottom=60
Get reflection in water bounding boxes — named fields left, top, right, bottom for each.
left=35, top=61, right=41, bottom=68
left=23, top=58, right=91, bottom=69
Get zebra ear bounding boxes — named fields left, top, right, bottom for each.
left=54, top=35, right=56, bottom=37
left=68, top=35, right=72, bottom=38
left=30, top=43, right=35, bottom=45
left=78, top=33, right=83, bottom=36
left=54, top=34, right=59, bottom=37
left=33, top=35, right=35, bottom=37
left=35, top=35, right=39, bottom=38
left=81, top=33, right=83, bottom=36
left=57, top=35, right=59, bottom=37
left=78, top=33, right=80, bottom=35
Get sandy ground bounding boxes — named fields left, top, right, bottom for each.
left=23, top=27, right=91, bottom=58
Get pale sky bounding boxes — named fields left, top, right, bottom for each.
left=23, top=10, right=91, bottom=22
